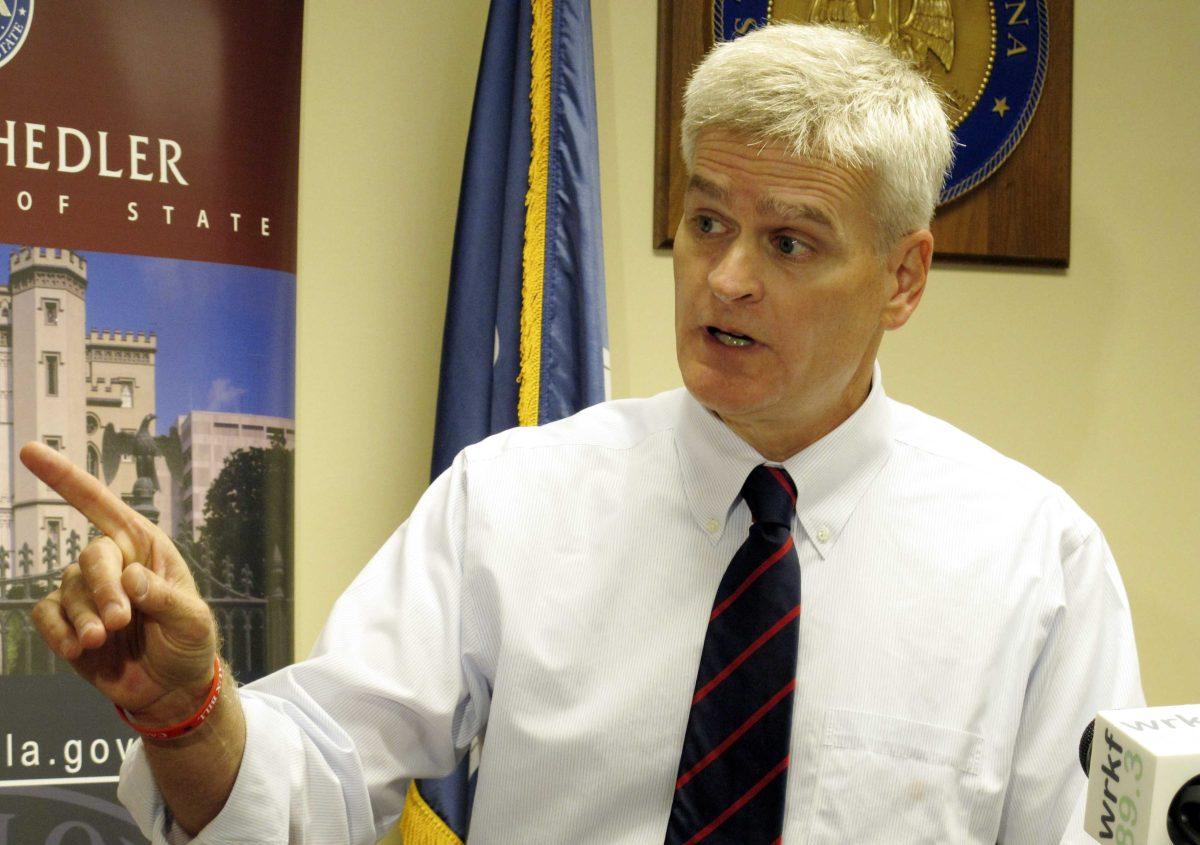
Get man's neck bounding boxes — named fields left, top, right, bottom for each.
left=714, top=378, right=874, bottom=462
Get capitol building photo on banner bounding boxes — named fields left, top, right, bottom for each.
left=0, top=245, right=296, bottom=678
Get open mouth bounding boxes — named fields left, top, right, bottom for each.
left=707, top=325, right=755, bottom=348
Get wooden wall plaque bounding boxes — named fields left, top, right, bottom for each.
left=653, top=0, right=1074, bottom=266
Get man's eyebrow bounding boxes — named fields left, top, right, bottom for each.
left=685, top=174, right=730, bottom=204
left=687, top=174, right=837, bottom=232
left=755, top=196, right=836, bottom=231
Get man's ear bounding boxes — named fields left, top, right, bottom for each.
left=881, top=229, right=933, bottom=331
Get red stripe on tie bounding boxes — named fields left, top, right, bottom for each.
left=710, top=536, right=794, bottom=622
left=692, top=604, right=801, bottom=705
left=676, top=679, right=796, bottom=789
left=682, top=755, right=790, bottom=845
left=767, top=466, right=796, bottom=505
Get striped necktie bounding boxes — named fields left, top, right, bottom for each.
left=665, top=464, right=801, bottom=845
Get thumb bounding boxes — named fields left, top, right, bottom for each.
left=122, top=563, right=214, bottom=647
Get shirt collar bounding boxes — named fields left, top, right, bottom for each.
left=674, top=362, right=894, bottom=558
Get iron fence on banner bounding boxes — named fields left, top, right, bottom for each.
left=0, top=538, right=290, bottom=683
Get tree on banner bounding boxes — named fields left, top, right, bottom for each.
left=399, top=1, right=609, bottom=843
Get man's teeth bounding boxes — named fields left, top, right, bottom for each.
left=711, top=328, right=753, bottom=347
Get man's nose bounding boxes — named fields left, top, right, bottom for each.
left=707, top=239, right=763, bottom=304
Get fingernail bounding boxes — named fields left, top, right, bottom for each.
left=130, top=570, right=148, bottom=599
left=103, top=602, right=124, bottom=626
left=82, top=620, right=103, bottom=639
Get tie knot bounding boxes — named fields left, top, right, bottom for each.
left=741, top=465, right=796, bottom=527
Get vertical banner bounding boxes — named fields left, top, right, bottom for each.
left=0, top=2, right=302, bottom=840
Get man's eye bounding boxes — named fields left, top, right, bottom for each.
left=775, top=236, right=807, bottom=256
left=696, top=215, right=719, bottom=234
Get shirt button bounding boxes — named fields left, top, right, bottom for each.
left=705, top=518, right=720, bottom=534
left=815, top=525, right=831, bottom=543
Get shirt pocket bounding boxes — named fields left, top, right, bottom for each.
left=807, top=709, right=984, bottom=844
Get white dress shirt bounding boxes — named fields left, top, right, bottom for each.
left=119, top=368, right=1143, bottom=843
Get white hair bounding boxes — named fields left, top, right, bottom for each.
left=681, top=23, right=954, bottom=249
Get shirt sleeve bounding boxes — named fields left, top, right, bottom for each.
left=997, top=522, right=1144, bottom=844
left=117, top=455, right=491, bottom=844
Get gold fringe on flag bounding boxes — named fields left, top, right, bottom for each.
left=517, top=0, right=554, bottom=428
left=398, top=781, right=465, bottom=845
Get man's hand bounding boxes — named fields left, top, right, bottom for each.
left=22, top=444, right=246, bottom=833
left=21, top=441, right=218, bottom=727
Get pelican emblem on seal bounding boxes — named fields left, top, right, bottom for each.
left=810, top=0, right=955, bottom=71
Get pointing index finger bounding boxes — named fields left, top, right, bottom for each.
left=19, top=441, right=148, bottom=558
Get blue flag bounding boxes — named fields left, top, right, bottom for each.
left=402, top=1, right=608, bottom=841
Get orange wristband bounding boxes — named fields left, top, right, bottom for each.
left=115, top=656, right=223, bottom=741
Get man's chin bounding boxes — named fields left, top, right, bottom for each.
left=681, top=377, right=772, bottom=423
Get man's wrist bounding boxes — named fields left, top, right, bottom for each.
left=121, top=657, right=224, bottom=736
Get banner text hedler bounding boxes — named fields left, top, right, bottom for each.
left=1, top=120, right=188, bottom=184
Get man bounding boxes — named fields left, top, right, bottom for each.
left=23, top=23, right=1141, bottom=844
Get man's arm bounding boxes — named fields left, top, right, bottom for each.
left=21, top=442, right=242, bottom=833
left=998, top=523, right=1144, bottom=844
left=25, top=440, right=488, bottom=841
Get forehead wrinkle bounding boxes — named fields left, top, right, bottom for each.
left=685, top=173, right=730, bottom=204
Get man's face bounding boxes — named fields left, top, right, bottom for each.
left=673, top=129, right=926, bottom=455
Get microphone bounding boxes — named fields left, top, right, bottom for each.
left=1078, top=704, right=1200, bottom=844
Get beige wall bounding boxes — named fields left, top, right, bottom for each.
left=295, top=2, right=487, bottom=659
left=296, top=14, right=1199, bottom=817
